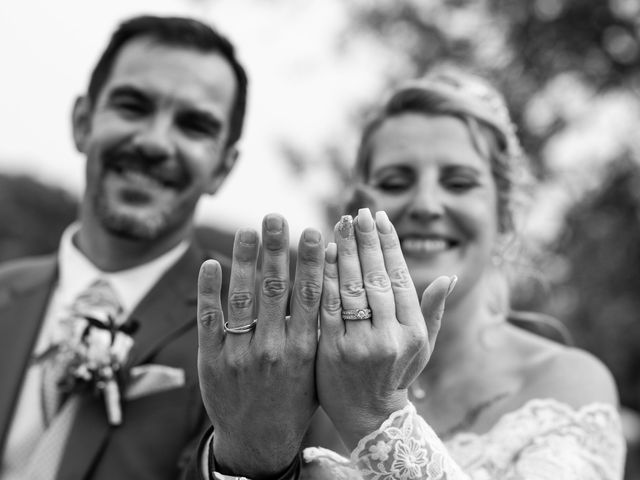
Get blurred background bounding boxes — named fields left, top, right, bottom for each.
left=1, top=0, right=640, bottom=476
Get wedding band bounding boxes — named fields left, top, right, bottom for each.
left=223, top=319, right=257, bottom=334
left=341, top=308, right=372, bottom=321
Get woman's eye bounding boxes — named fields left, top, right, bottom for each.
left=376, top=176, right=412, bottom=192
left=444, top=177, right=479, bottom=191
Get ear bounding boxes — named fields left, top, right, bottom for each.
left=71, top=96, right=92, bottom=153
left=205, top=146, right=239, bottom=195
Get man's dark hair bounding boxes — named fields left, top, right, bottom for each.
left=87, top=15, right=248, bottom=147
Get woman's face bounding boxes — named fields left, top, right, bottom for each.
left=364, top=113, right=499, bottom=295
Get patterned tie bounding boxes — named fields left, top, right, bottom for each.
left=41, top=278, right=124, bottom=423
left=17, top=279, right=125, bottom=480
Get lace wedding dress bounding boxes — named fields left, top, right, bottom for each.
left=302, top=399, right=626, bottom=479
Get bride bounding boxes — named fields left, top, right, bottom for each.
left=195, top=68, right=626, bottom=479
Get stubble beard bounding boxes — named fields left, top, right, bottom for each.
left=91, top=185, right=195, bottom=242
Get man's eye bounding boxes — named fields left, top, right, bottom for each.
left=179, top=116, right=220, bottom=138
left=114, top=101, right=148, bottom=117
left=182, top=121, right=213, bottom=136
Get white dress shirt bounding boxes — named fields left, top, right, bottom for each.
left=1, top=223, right=189, bottom=479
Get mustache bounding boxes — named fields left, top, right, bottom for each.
left=102, top=148, right=189, bottom=188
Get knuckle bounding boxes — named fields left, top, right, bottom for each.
left=256, top=343, right=283, bottom=365
left=342, top=280, right=365, bottom=297
left=199, top=309, right=223, bottom=328
left=296, top=279, right=322, bottom=305
left=228, top=291, right=254, bottom=311
left=323, top=295, right=342, bottom=314
left=389, top=266, right=413, bottom=289
left=225, top=349, right=249, bottom=372
left=408, top=327, right=428, bottom=352
left=289, top=337, right=317, bottom=361
left=376, top=339, right=400, bottom=360
left=364, top=270, right=391, bottom=291
left=262, top=276, right=289, bottom=298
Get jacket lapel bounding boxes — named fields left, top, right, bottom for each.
left=0, top=256, right=57, bottom=458
left=56, top=244, right=209, bottom=479
left=125, top=244, right=203, bottom=368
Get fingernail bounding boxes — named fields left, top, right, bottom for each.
left=356, top=208, right=374, bottom=232
left=338, top=215, right=354, bottom=239
left=447, top=275, right=458, bottom=298
left=375, top=211, right=392, bottom=234
left=200, top=259, right=220, bottom=277
left=325, top=242, right=337, bottom=264
left=265, top=214, right=283, bottom=233
left=238, top=229, right=257, bottom=245
left=303, top=228, right=321, bottom=245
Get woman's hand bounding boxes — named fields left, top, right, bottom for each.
left=316, top=208, right=453, bottom=450
left=197, top=214, right=324, bottom=477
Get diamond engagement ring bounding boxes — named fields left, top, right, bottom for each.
left=341, top=308, right=372, bottom=321
left=224, top=319, right=257, bottom=334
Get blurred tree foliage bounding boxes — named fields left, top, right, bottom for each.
left=538, top=155, right=640, bottom=477
left=542, top=155, right=640, bottom=408
left=342, top=0, right=640, bottom=170
left=0, top=174, right=78, bottom=262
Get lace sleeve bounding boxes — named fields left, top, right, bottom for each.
left=351, top=403, right=468, bottom=479
left=347, top=400, right=626, bottom=480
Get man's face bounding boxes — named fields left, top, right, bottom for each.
left=74, top=37, right=238, bottom=241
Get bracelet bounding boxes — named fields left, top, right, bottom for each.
left=208, top=431, right=302, bottom=480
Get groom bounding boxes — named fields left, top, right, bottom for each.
left=0, top=15, right=247, bottom=479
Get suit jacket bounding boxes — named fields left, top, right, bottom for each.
left=0, top=243, right=230, bottom=480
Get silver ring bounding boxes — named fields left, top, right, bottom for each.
left=224, top=319, right=257, bottom=334
left=341, top=308, right=372, bottom=321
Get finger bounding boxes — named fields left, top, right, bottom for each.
left=420, top=275, right=456, bottom=351
left=319, top=242, right=343, bottom=338
left=335, top=215, right=370, bottom=336
left=354, top=208, right=396, bottom=330
left=289, top=228, right=324, bottom=343
left=197, top=260, right=225, bottom=354
left=256, top=214, right=290, bottom=344
left=375, top=211, right=422, bottom=327
left=226, top=228, right=260, bottom=348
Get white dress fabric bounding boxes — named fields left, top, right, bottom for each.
left=303, top=398, right=626, bottom=479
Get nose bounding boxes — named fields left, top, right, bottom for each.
left=407, top=179, right=445, bottom=221
left=131, top=115, right=175, bottom=162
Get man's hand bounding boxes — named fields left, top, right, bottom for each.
left=197, top=214, right=324, bottom=477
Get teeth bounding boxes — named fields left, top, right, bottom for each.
left=113, top=168, right=172, bottom=188
left=402, top=238, right=449, bottom=253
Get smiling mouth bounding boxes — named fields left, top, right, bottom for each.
left=107, top=162, right=184, bottom=189
left=401, top=237, right=458, bottom=254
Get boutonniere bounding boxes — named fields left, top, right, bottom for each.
left=53, top=311, right=138, bottom=425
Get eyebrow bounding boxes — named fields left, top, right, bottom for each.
left=107, top=85, right=224, bottom=131
left=441, top=164, right=483, bottom=175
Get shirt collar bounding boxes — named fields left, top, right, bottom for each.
left=57, top=223, right=190, bottom=315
